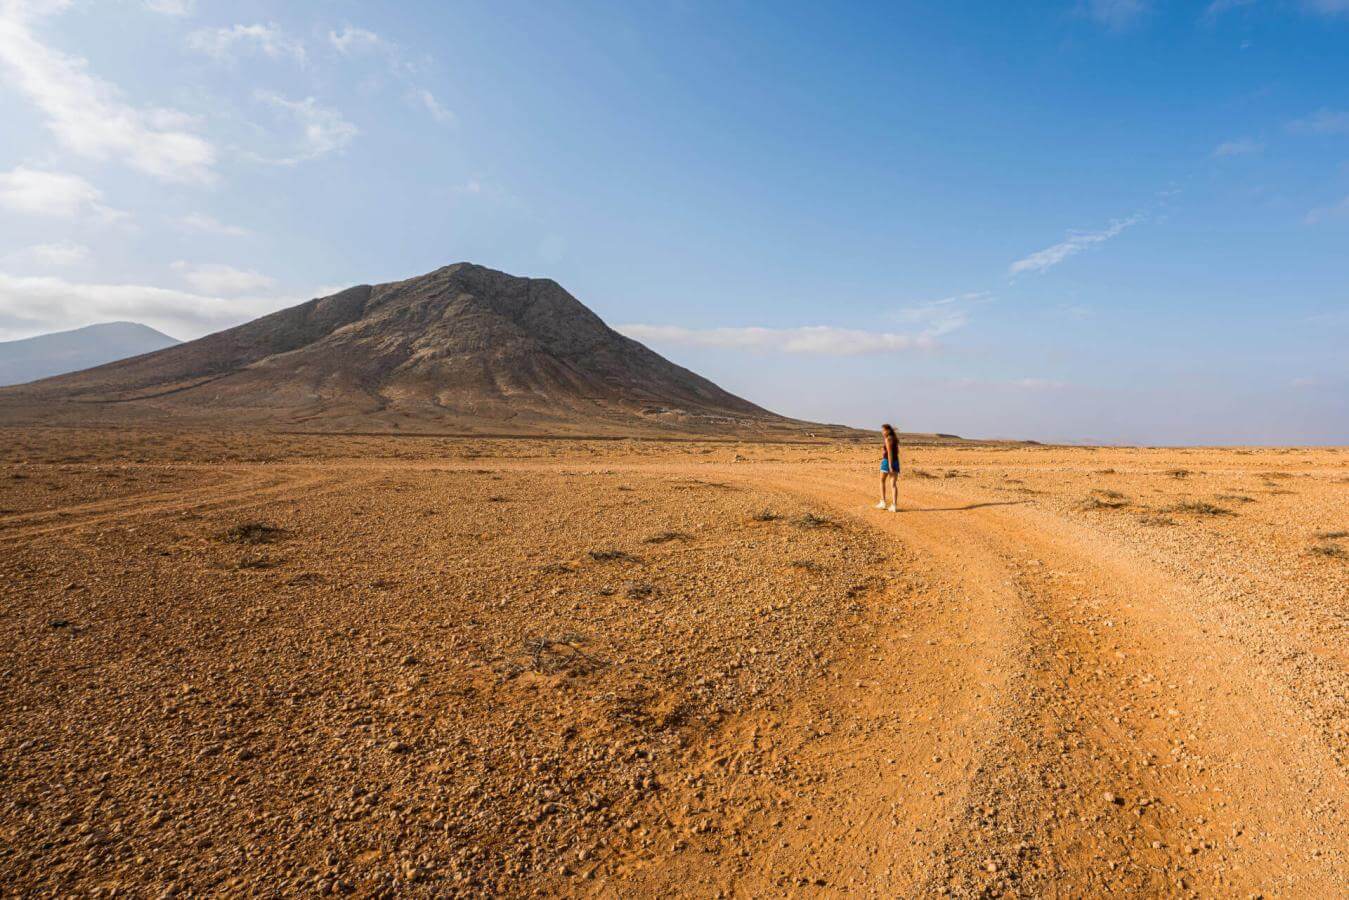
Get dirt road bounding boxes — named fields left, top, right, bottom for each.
left=1, top=432, right=1344, bottom=896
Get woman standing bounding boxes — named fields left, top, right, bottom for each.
left=876, top=423, right=900, bottom=512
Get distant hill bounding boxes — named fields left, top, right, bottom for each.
left=0, top=322, right=180, bottom=387
left=0, top=263, right=868, bottom=438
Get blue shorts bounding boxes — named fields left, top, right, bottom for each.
left=880, top=458, right=899, bottom=474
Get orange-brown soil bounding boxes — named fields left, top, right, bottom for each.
left=1, top=429, right=1345, bottom=897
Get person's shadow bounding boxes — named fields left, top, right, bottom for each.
left=901, top=500, right=1029, bottom=513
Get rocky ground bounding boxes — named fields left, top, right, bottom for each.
left=0, top=429, right=1344, bottom=897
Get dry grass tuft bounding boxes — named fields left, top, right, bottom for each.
left=793, top=512, right=834, bottom=529
left=644, top=530, right=691, bottom=544
left=752, top=509, right=781, bottom=522
left=223, top=522, right=287, bottom=545
left=1309, top=544, right=1347, bottom=560
left=588, top=548, right=640, bottom=563
left=1166, top=501, right=1234, bottom=517
left=1080, top=494, right=1128, bottom=511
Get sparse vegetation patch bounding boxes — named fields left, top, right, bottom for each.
left=588, top=548, right=640, bottom=563
left=223, top=522, right=287, bottom=544
left=793, top=512, right=834, bottom=529
left=1166, top=501, right=1234, bottom=517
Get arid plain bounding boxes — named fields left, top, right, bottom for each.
left=1, top=428, right=1345, bottom=897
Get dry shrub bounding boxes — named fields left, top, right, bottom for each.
left=224, top=522, right=287, bottom=544
left=1166, top=501, right=1234, bottom=517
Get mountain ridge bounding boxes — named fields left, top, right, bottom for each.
left=0, top=263, right=857, bottom=437
left=0, top=321, right=180, bottom=388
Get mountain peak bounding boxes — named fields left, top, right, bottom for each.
left=0, top=265, right=838, bottom=437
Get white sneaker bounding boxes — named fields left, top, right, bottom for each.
left=875, top=501, right=887, bottom=509
left=888, top=504, right=897, bottom=513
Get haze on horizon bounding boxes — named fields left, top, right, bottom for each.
left=0, top=0, right=1345, bottom=445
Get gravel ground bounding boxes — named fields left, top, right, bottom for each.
left=1, top=431, right=1345, bottom=897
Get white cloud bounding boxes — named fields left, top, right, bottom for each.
left=618, top=324, right=941, bottom=356
left=3, top=240, right=89, bottom=267
left=0, top=166, right=125, bottom=221
left=893, top=292, right=987, bottom=336
left=0, top=1, right=216, bottom=183
left=622, top=288, right=981, bottom=357
left=1009, top=215, right=1141, bottom=276
left=412, top=87, right=455, bottom=125
left=143, top=0, right=193, bottom=15
left=1288, top=108, right=1349, bottom=135
left=187, top=23, right=305, bottom=64
left=175, top=212, right=250, bottom=237
left=1082, top=0, right=1148, bottom=29
left=328, top=25, right=384, bottom=55
left=328, top=25, right=452, bottom=125
left=171, top=261, right=275, bottom=295
left=251, top=91, right=358, bottom=164
left=1213, top=138, right=1263, bottom=157
left=0, top=270, right=300, bottom=341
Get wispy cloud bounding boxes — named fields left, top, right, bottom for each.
left=143, top=0, right=194, bottom=15
left=175, top=212, right=250, bottom=237
left=2, top=240, right=89, bottom=267
left=170, top=261, right=275, bottom=295
left=0, top=270, right=303, bottom=341
left=1288, top=108, right=1349, bottom=135
left=412, top=87, right=455, bottom=124
left=329, top=25, right=384, bottom=55
left=892, top=292, right=989, bottom=336
left=0, top=166, right=125, bottom=222
left=1009, top=215, right=1141, bottom=276
left=1305, top=194, right=1349, bottom=224
left=0, top=1, right=216, bottom=183
left=1212, top=137, right=1263, bottom=157
left=251, top=91, right=359, bottom=164
left=1081, top=0, right=1149, bottom=29
left=618, top=324, right=943, bottom=355
left=621, top=288, right=984, bottom=356
left=187, top=23, right=306, bottom=64
left=328, top=24, right=453, bottom=126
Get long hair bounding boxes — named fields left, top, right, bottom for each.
left=881, top=423, right=896, bottom=439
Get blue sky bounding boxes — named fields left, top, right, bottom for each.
left=1, top=0, right=1346, bottom=444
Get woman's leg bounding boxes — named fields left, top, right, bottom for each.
left=890, top=471, right=900, bottom=508
left=879, top=473, right=888, bottom=504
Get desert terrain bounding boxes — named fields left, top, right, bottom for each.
left=1, top=428, right=1345, bottom=897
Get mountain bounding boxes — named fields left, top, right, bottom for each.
left=0, top=263, right=850, bottom=437
left=0, top=322, right=180, bottom=388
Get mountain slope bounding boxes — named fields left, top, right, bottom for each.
left=0, top=322, right=180, bottom=387
left=0, top=263, right=846, bottom=437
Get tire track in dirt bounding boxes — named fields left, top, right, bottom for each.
left=571, top=468, right=1024, bottom=897
left=0, top=466, right=361, bottom=544
left=784, top=468, right=1348, bottom=897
